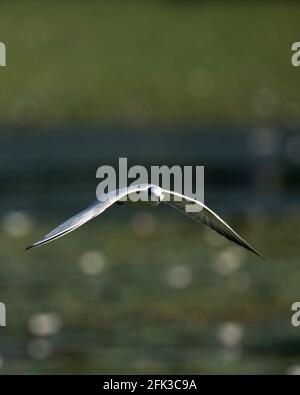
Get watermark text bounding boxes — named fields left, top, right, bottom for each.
left=0, top=42, right=6, bottom=67
left=291, top=42, right=300, bottom=67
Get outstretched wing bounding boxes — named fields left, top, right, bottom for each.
left=162, top=190, right=263, bottom=259
left=26, top=184, right=152, bottom=249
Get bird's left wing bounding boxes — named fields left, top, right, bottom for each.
left=26, top=184, right=151, bottom=249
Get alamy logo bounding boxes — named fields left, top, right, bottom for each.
left=0, top=42, right=6, bottom=67
left=291, top=42, right=300, bottom=67
left=96, top=158, right=204, bottom=212
left=0, top=302, right=6, bottom=326
left=291, top=302, right=300, bottom=327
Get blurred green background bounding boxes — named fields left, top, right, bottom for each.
left=0, top=0, right=300, bottom=374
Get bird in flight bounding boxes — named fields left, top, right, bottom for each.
left=26, top=184, right=263, bottom=258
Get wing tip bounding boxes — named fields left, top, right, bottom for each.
left=250, top=247, right=266, bottom=261
left=25, top=243, right=35, bottom=251
left=25, top=240, right=44, bottom=250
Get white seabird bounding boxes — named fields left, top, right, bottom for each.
left=26, top=184, right=263, bottom=258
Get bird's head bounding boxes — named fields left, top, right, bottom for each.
left=148, top=185, right=163, bottom=204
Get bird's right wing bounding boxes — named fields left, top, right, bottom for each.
left=162, top=189, right=263, bottom=259
left=26, top=184, right=152, bottom=249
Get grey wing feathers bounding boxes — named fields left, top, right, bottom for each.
left=26, top=184, right=152, bottom=250
left=25, top=201, right=102, bottom=249
left=163, top=190, right=263, bottom=259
